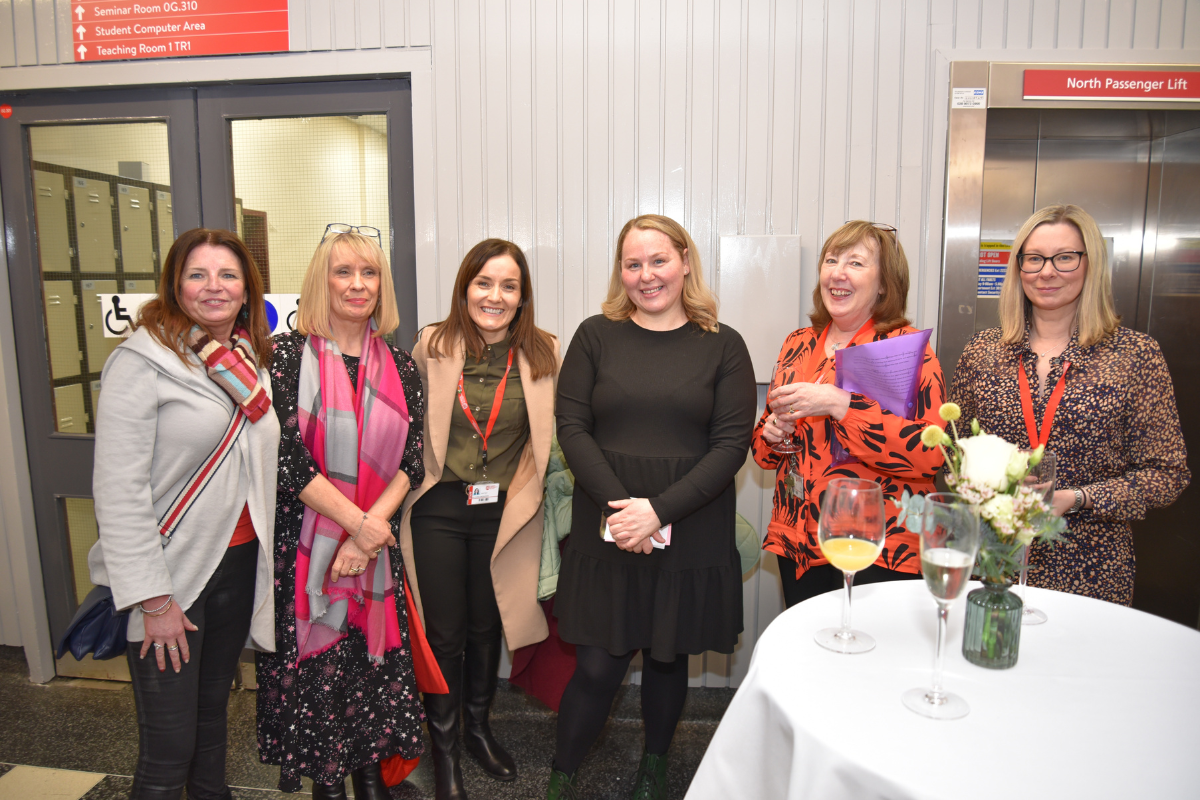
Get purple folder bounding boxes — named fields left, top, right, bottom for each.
left=834, top=328, right=933, bottom=418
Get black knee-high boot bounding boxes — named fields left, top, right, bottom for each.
left=349, top=761, right=390, bottom=800
left=463, top=640, right=517, bottom=781
left=424, top=656, right=467, bottom=800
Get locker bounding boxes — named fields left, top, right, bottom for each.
left=63, top=497, right=99, bottom=605
left=73, top=177, right=115, bottom=272
left=80, top=279, right=120, bottom=374
left=89, top=379, right=101, bottom=423
left=118, top=184, right=155, bottom=273
left=123, top=278, right=157, bottom=293
left=33, top=170, right=72, bottom=273
left=53, top=382, right=86, bottom=434
left=42, top=279, right=81, bottom=379
left=157, top=190, right=173, bottom=268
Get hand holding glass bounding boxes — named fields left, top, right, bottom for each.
left=766, top=360, right=802, bottom=453
left=814, top=478, right=886, bottom=654
left=1018, top=449, right=1056, bottom=625
left=902, top=493, right=981, bottom=720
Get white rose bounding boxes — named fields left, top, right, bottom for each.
left=981, top=494, right=1016, bottom=529
left=958, top=434, right=1019, bottom=492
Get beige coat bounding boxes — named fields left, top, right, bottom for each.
left=400, top=332, right=558, bottom=651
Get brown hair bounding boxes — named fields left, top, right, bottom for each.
left=136, top=228, right=271, bottom=368
left=999, top=204, right=1119, bottom=347
left=425, top=239, right=559, bottom=381
left=295, top=232, right=400, bottom=340
left=808, top=221, right=910, bottom=335
left=601, top=215, right=720, bottom=332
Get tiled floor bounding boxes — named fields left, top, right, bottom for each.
left=0, top=647, right=732, bottom=799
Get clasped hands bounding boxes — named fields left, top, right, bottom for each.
left=330, top=512, right=395, bottom=581
left=761, top=380, right=852, bottom=445
left=607, top=497, right=666, bottom=555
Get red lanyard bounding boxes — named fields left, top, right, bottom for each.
left=804, top=318, right=877, bottom=382
left=457, top=348, right=514, bottom=471
left=1017, top=356, right=1070, bottom=449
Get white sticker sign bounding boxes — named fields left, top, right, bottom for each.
left=952, top=87, right=987, bottom=109
left=101, top=293, right=300, bottom=338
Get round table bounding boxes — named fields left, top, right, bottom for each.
left=686, top=581, right=1200, bottom=800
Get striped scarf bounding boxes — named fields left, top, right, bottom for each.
left=293, top=322, right=410, bottom=664
left=188, top=326, right=272, bottom=422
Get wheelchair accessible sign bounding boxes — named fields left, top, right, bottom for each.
left=100, top=294, right=300, bottom=338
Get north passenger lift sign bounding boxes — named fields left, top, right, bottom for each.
left=72, top=0, right=289, bottom=62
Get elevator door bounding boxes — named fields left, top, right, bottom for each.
left=975, top=110, right=1200, bottom=627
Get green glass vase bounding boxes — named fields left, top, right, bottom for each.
left=962, top=578, right=1022, bottom=669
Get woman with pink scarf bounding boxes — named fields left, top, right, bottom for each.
left=256, top=227, right=442, bottom=799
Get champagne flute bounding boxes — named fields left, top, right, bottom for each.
left=767, top=359, right=802, bottom=453
left=902, top=493, right=981, bottom=720
left=1018, top=449, right=1056, bottom=626
left=814, top=478, right=886, bottom=654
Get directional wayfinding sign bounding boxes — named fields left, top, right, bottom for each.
left=72, top=0, right=289, bottom=62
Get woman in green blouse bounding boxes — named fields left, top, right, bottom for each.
left=399, top=239, right=559, bottom=800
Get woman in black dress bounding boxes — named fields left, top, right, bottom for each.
left=548, top=214, right=757, bottom=799
left=256, top=228, right=429, bottom=799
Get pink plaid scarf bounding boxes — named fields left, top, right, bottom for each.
left=294, top=322, right=411, bottom=664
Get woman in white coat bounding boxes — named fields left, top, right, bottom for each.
left=90, top=228, right=279, bottom=800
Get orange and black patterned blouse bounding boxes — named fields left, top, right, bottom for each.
left=950, top=326, right=1189, bottom=605
left=751, top=324, right=947, bottom=580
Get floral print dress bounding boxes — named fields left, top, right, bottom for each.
left=256, top=331, right=427, bottom=792
left=950, top=326, right=1189, bottom=605
left=750, top=325, right=947, bottom=579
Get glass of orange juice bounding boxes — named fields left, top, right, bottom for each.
left=814, top=478, right=886, bottom=654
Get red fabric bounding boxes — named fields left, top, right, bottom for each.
left=228, top=503, right=256, bottom=547
left=381, top=574, right=449, bottom=788
left=508, top=597, right=577, bottom=712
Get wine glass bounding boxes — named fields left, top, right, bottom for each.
left=1018, top=449, right=1056, bottom=626
left=902, top=493, right=981, bottom=720
left=814, top=478, right=886, bottom=654
left=767, top=359, right=802, bottom=453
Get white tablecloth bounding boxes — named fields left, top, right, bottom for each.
left=687, top=581, right=1200, bottom=800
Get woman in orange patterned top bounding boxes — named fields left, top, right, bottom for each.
left=751, top=221, right=946, bottom=608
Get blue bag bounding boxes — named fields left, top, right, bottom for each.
left=56, top=585, right=128, bottom=661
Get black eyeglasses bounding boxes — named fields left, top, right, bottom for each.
left=1017, top=251, right=1086, bottom=273
left=321, top=223, right=382, bottom=247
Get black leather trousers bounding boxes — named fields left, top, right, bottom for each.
left=126, top=540, right=258, bottom=800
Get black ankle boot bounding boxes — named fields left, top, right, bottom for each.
left=425, top=655, right=467, bottom=800
left=311, top=780, right=348, bottom=800
left=350, top=761, right=390, bottom=800
left=462, top=640, right=517, bottom=781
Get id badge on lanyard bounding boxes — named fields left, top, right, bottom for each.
left=1018, top=356, right=1070, bottom=449
left=458, top=349, right=514, bottom=506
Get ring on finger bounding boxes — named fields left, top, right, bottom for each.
left=154, top=643, right=164, bottom=649
left=167, top=644, right=179, bottom=651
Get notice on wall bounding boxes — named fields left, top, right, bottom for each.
left=952, top=88, right=987, bottom=109
left=1023, top=69, right=1200, bottom=102
left=71, top=0, right=289, bottom=62
left=101, top=293, right=299, bottom=338
left=977, top=241, right=1012, bottom=298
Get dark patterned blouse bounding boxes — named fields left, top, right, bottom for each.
left=751, top=325, right=947, bottom=579
left=950, top=326, right=1190, bottom=606
left=256, top=331, right=427, bottom=792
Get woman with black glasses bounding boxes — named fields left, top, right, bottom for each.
left=949, top=204, right=1189, bottom=605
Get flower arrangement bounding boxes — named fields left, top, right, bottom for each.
left=913, top=403, right=1066, bottom=584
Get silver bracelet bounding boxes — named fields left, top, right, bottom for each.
left=352, top=512, right=369, bottom=540
left=1066, top=487, right=1084, bottom=515
left=139, top=595, right=173, bottom=616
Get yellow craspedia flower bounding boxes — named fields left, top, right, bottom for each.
left=938, top=402, right=962, bottom=422
left=920, top=425, right=946, bottom=449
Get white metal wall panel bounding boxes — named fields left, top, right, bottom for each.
left=1059, top=0, right=1086, bottom=48
left=53, top=0, right=69, bottom=62
left=33, top=0, right=53, bottom=64
left=308, top=0, right=333, bottom=51
left=409, top=0, right=431, bottom=46
left=0, top=0, right=14, bottom=67
left=1082, top=0, right=1111, bottom=48
left=358, top=0, right=381, bottom=50
left=383, top=0, right=405, bottom=48
left=1159, top=0, right=1187, bottom=48
left=13, top=0, right=34, bottom=65
left=289, top=0, right=308, bottom=51
left=1186, top=0, right=1200, bottom=49
left=1111, top=0, right=1139, bottom=47
left=1134, top=0, right=1164, bottom=47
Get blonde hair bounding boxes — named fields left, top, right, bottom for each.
left=808, top=221, right=910, bottom=335
left=601, top=215, right=719, bottom=332
left=999, top=204, right=1119, bottom=347
left=295, top=232, right=400, bottom=339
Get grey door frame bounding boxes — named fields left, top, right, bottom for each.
left=0, top=78, right=417, bottom=650
left=0, top=88, right=201, bottom=643
left=197, top=79, right=419, bottom=346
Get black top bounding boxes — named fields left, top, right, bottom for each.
left=553, top=315, right=757, bottom=660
